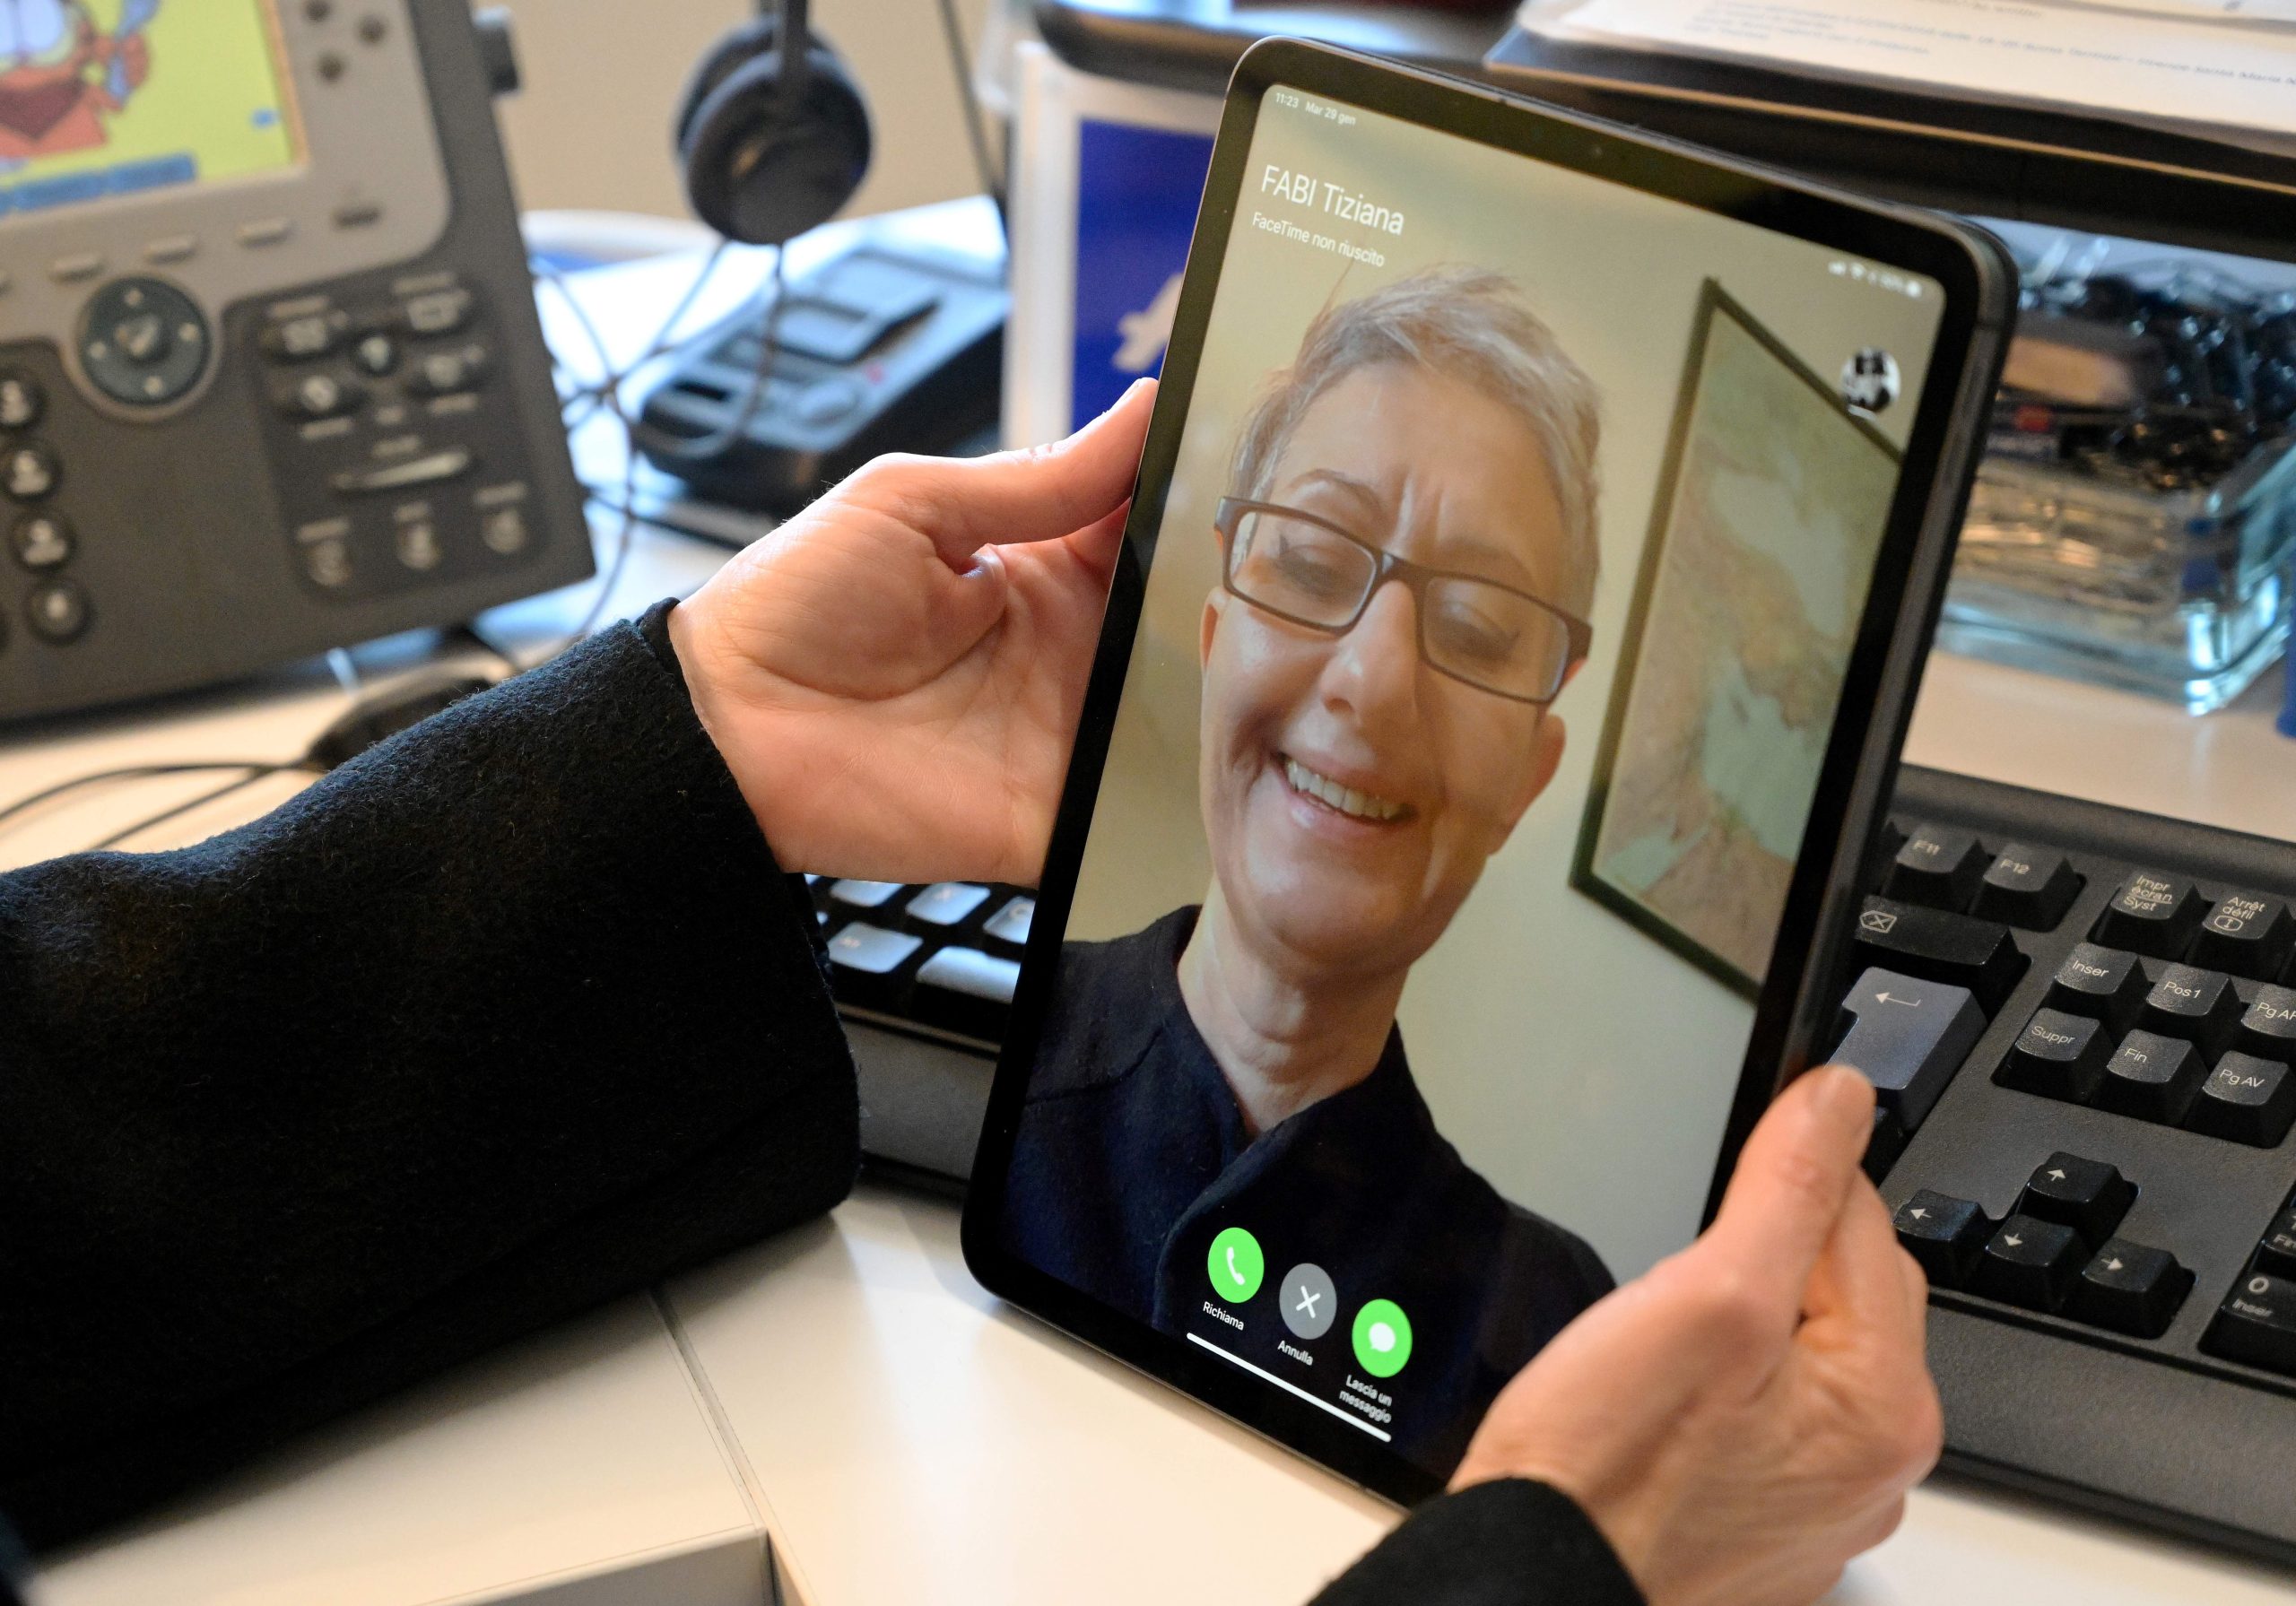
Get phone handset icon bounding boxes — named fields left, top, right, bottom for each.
left=1206, top=1226, right=1264, bottom=1303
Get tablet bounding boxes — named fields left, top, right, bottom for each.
left=962, top=39, right=2012, bottom=1504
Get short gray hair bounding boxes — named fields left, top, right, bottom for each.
left=1231, top=265, right=1602, bottom=615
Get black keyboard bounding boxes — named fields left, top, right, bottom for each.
left=1855, top=765, right=2296, bottom=1564
left=808, top=872, right=1030, bottom=1185
left=821, top=766, right=2296, bottom=1561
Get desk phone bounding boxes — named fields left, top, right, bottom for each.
left=0, top=0, right=587, bottom=721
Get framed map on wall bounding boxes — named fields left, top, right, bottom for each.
left=1571, top=280, right=1903, bottom=999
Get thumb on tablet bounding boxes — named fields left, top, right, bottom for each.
left=848, top=378, right=1157, bottom=568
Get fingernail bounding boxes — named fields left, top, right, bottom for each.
left=1812, top=1063, right=1876, bottom=1124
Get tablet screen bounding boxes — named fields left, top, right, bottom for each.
left=992, top=70, right=1959, bottom=1480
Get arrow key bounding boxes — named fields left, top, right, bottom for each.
left=2066, top=1238, right=2192, bottom=1338
left=2014, top=1151, right=2134, bottom=1247
left=1971, top=1214, right=2087, bottom=1312
left=1892, top=1189, right=1990, bottom=1289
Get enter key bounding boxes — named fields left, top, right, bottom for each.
left=1831, top=967, right=1989, bottom=1134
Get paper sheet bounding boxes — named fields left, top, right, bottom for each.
left=1520, top=0, right=2296, bottom=155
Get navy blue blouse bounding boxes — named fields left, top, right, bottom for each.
left=1004, top=907, right=1613, bottom=1474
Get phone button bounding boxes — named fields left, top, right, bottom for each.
left=1206, top=1226, right=1264, bottom=1304
left=1352, top=1298, right=1413, bottom=1378
left=1279, top=1263, right=1336, bottom=1340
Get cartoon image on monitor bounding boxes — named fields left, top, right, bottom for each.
left=0, top=0, right=300, bottom=213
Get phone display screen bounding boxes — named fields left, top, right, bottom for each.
left=0, top=0, right=300, bottom=219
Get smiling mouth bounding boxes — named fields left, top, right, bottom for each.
left=1281, top=755, right=1412, bottom=823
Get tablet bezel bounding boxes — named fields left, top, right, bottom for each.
left=962, top=36, right=2012, bottom=1506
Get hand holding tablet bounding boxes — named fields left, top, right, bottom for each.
left=671, top=379, right=1156, bottom=887
left=963, top=39, right=2010, bottom=1507
left=1453, top=1065, right=1939, bottom=1604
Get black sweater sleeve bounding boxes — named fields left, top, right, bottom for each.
left=1315, top=1480, right=1645, bottom=1606
left=0, top=609, right=1646, bottom=1606
left=0, top=612, right=858, bottom=1550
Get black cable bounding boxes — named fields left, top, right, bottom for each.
left=617, top=246, right=791, bottom=463
left=935, top=0, right=1009, bottom=240
left=544, top=239, right=736, bottom=427
left=89, top=766, right=299, bottom=853
left=0, top=762, right=291, bottom=834
left=528, top=244, right=791, bottom=665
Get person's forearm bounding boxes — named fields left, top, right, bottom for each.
left=0, top=608, right=859, bottom=1549
left=1310, top=1480, right=1644, bottom=1606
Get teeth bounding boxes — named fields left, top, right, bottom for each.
left=1283, top=757, right=1406, bottom=822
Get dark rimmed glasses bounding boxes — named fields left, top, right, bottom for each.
left=1214, top=497, right=1592, bottom=706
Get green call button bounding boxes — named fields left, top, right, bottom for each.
left=1207, top=1226, right=1265, bottom=1304
left=1352, top=1298, right=1413, bottom=1377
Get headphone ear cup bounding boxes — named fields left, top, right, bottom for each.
left=672, top=14, right=781, bottom=162
left=680, top=42, right=870, bottom=247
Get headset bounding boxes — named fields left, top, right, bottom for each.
left=674, top=0, right=873, bottom=247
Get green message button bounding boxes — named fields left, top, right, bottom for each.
left=1352, top=1298, right=1413, bottom=1377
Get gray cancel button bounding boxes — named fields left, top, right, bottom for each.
left=1280, top=1263, right=1338, bottom=1340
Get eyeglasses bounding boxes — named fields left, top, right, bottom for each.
left=1214, top=497, right=1592, bottom=706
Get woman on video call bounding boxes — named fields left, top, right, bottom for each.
left=1005, top=266, right=1617, bottom=1465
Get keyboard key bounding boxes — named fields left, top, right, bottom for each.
left=1830, top=968, right=1986, bottom=1133
left=2185, top=1053, right=2296, bottom=1147
left=1892, top=1189, right=1991, bottom=1288
left=830, top=878, right=908, bottom=911
left=2013, top=1151, right=2134, bottom=1246
left=2066, top=1239, right=2192, bottom=1338
left=2135, top=963, right=2243, bottom=1055
left=2187, top=893, right=2296, bottom=981
left=1882, top=824, right=1987, bottom=910
left=2238, top=984, right=2296, bottom=1061
left=1970, top=845, right=2083, bottom=930
left=1970, top=1215, right=2087, bottom=1312
left=2092, top=872, right=2205, bottom=959
left=824, top=922, right=924, bottom=1011
left=981, top=895, right=1034, bottom=958
left=2252, top=1209, right=2296, bottom=1277
left=1995, top=1008, right=2111, bottom=1104
left=2096, top=1029, right=2208, bottom=1124
left=912, top=945, right=1021, bottom=1041
left=904, top=881, right=992, bottom=932
left=2042, top=943, right=2148, bottom=1034
left=2202, top=1269, right=2296, bottom=1376
left=1849, top=897, right=2027, bottom=1014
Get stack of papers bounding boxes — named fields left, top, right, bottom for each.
left=1518, top=0, right=2296, bottom=158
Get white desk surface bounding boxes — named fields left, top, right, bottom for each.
left=21, top=213, right=2296, bottom=1605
